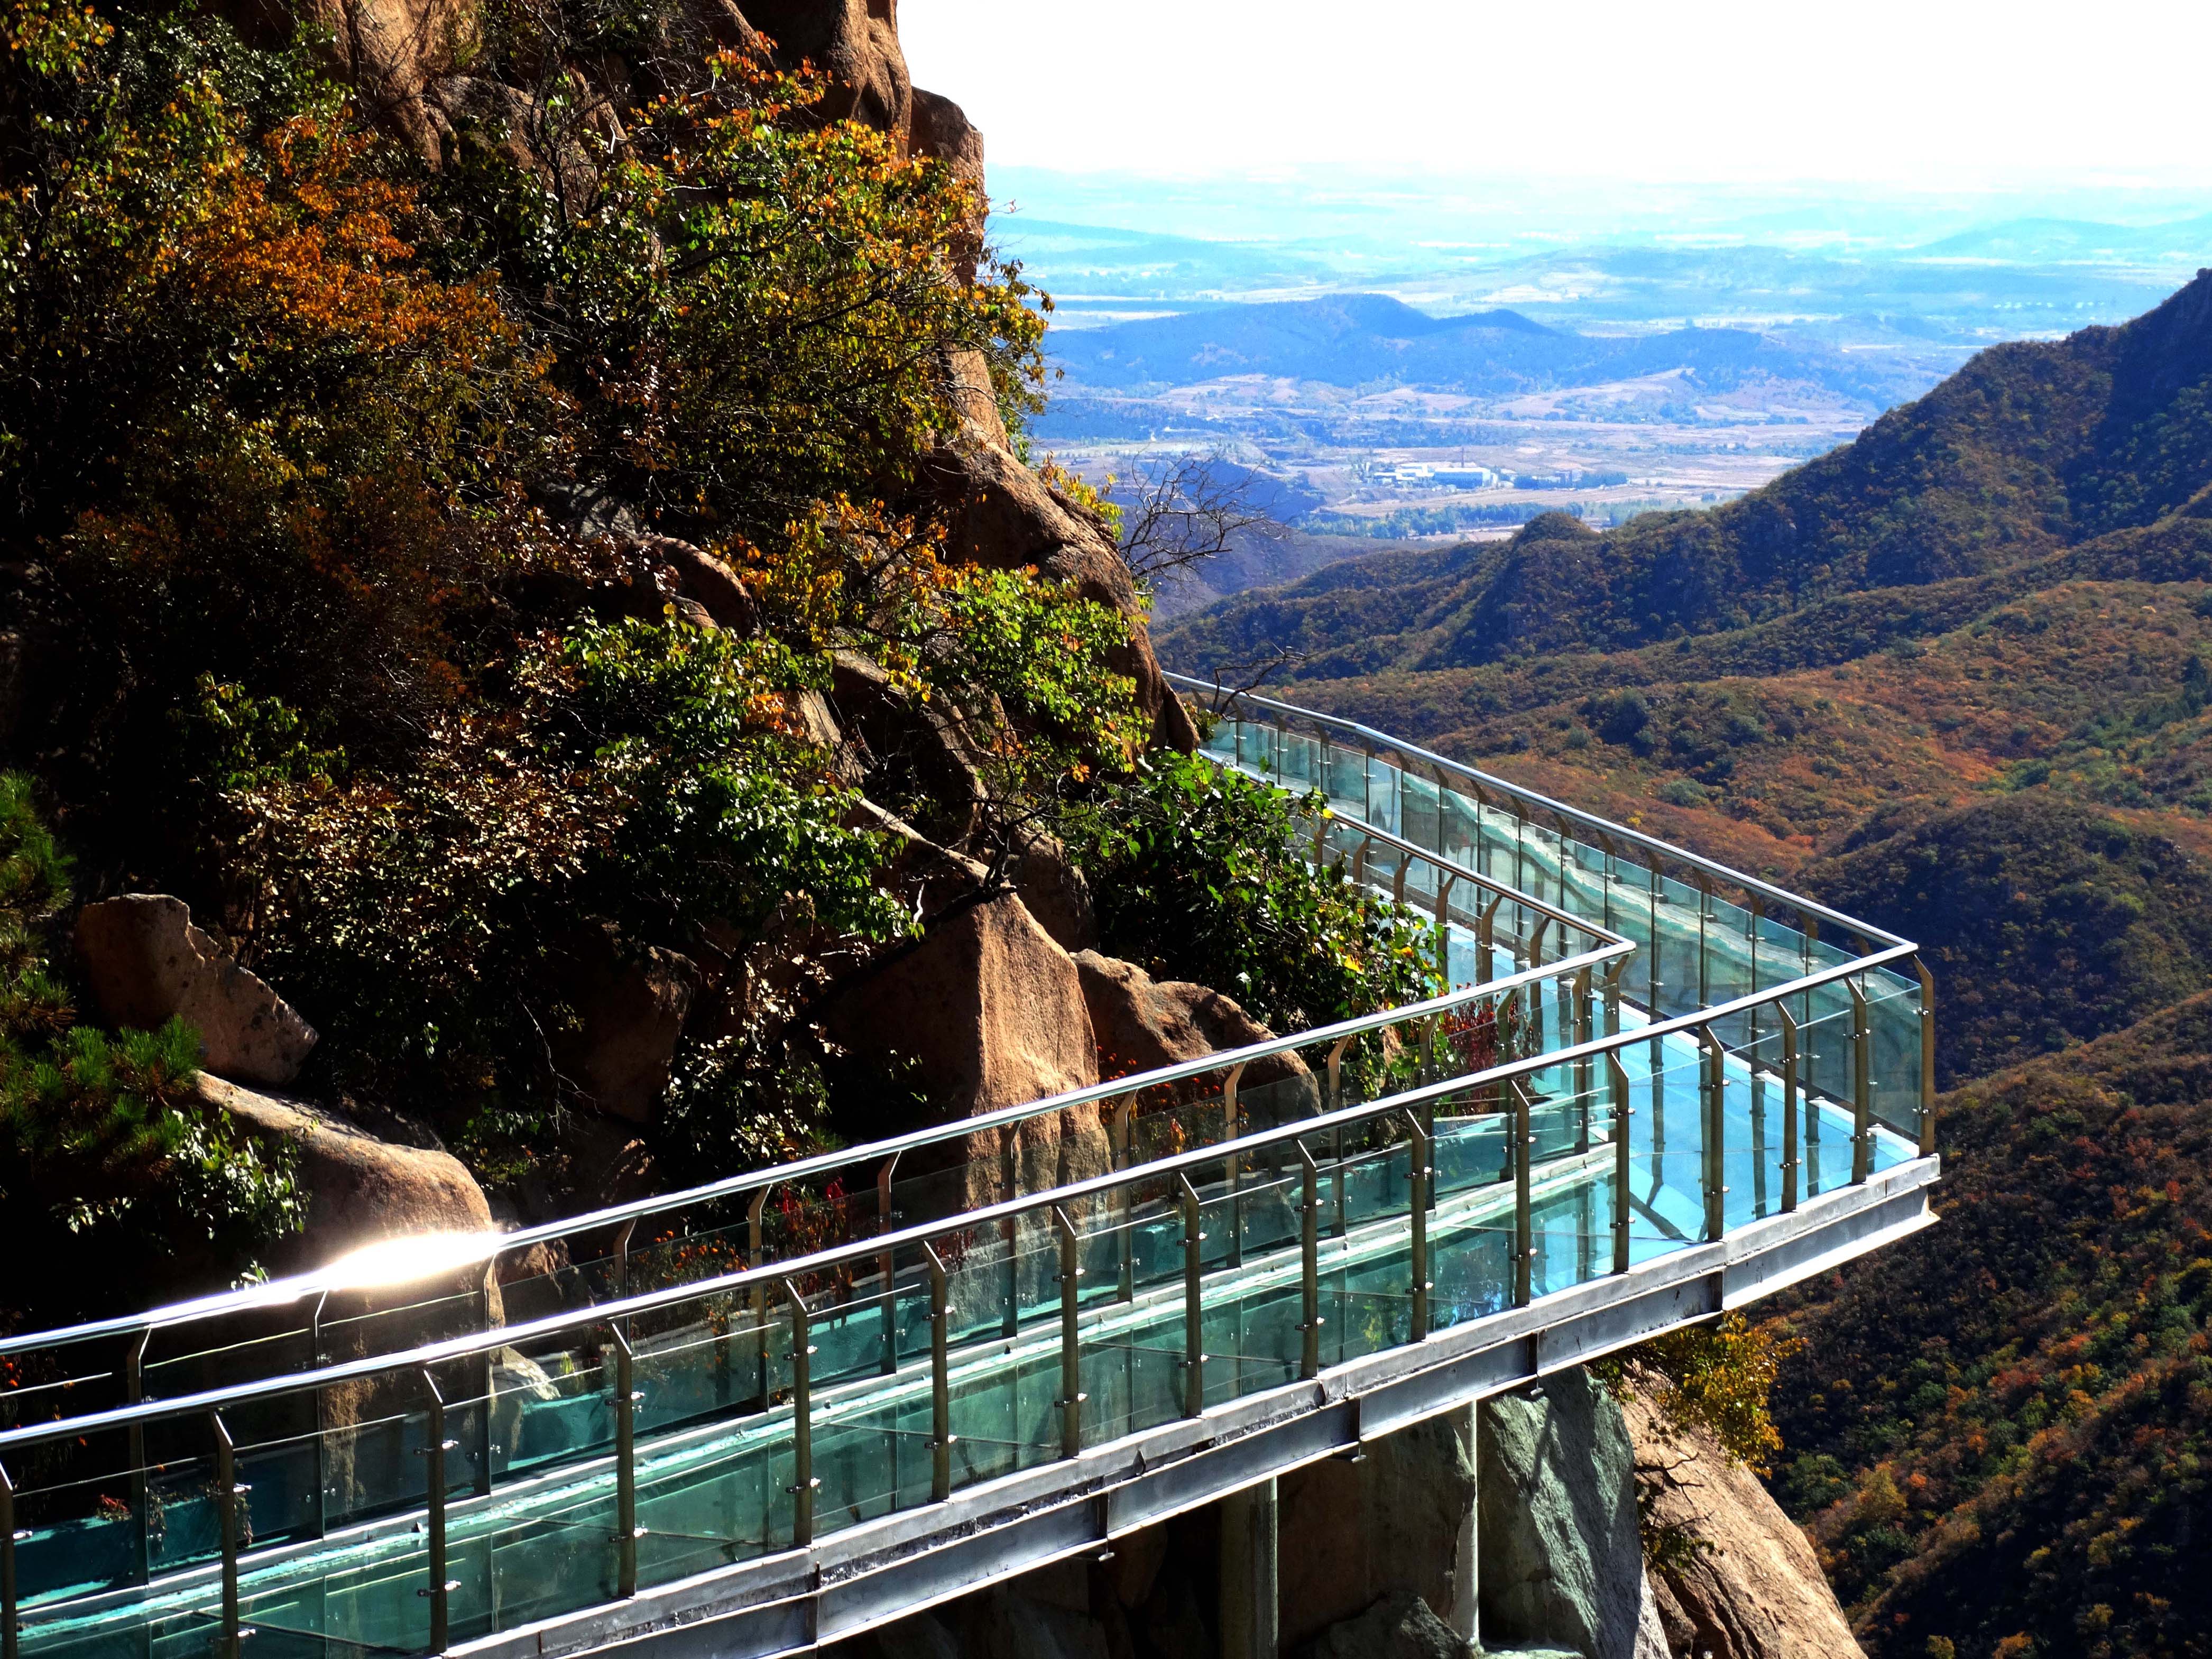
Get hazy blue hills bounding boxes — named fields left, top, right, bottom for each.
left=1158, top=270, right=2212, bottom=679
left=1912, top=213, right=2212, bottom=264
left=1044, top=291, right=1932, bottom=406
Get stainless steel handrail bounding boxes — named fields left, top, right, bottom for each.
left=1170, top=671, right=1914, bottom=950
left=1, top=812, right=1623, bottom=1367
left=18, top=929, right=1930, bottom=1461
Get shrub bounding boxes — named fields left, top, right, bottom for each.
left=1071, top=753, right=1439, bottom=1039
left=0, top=775, right=301, bottom=1320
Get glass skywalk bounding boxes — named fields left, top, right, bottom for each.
left=0, top=686, right=1934, bottom=1659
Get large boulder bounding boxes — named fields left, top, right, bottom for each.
left=194, top=1073, right=493, bottom=1266
left=831, top=649, right=993, bottom=850
left=1072, top=950, right=1319, bottom=1119
left=74, top=895, right=317, bottom=1086
left=1008, top=825, right=1096, bottom=953
left=1621, top=1379, right=1864, bottom=1659
left=1281, top=1407, right=1479, bottom=1648
left=546, top=924, right=701, bottom=1123
left=1479, top=1370, right=1667, bottom=1659
left=1306, top=1592, right=1467, bottom=1659
left=821, top=890, right=1107, bottom=1205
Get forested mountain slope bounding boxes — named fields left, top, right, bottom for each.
left=1157, top=269, right=2212, bottom=1656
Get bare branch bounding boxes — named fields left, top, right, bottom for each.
left=1197, top=645, right=1309, bottom=714
left=1116, top=453, right=1288, bottom=587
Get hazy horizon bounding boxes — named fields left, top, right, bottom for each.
left=903, top=1, right=2212, bottom=190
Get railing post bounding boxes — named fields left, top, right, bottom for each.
left=418, top=1375, right=455, bottom=1653
left=611, top=1216, right=637, bottom=1329
left=1000, top=1131, right=1021, bottom=1339
left=1693, top=872, right=1714, bottom=1009
left=1114, top=1092, right=1137, bottom=1300
left=877, top=1154, right=902, bottom=1375
left=126, top=1328, right=151, bottom=1578
left=2, top=1459, right=19, bottom=1659
left=1223, top=1061, right=1247, bottom=1270
left=1407, top=1113, right=1431, bottom=1340
left=924, top=1243, right=954, bottom=1503
left=1178, top=1176, right=1206, bottom=1417
left=1603, top=955, right=1625, bottom=1038
left=1054, top=1208, right=1084, bottom=1458
left=1607, top=1052, right=1632, bottom=1274
left=1915, top=956, right=1938, bottom=1157
left=1510, top=1082, right=1533, bottom=1307
left=1477, top=891, right=1502, bottom=984
left=747, top=1188, right=771, bottom=1406
left=1850, top=978, right=1873, bottom=1184
left=784, top=1279, right=817, bottom=1548
left=1326, top=1035, right=1352, bottom=1238
left=212, top=1411, right=242, bottom=1659
left=611, top=1328, right=639, bottom=1598
left=1572, top=967, right=1593, bottom=1155
left=476, top=1271, right=496, bottom=1497
left=1780, top=1005, right=1800, bottom=1214
left=1698, top=1025, right=1726, bottom=1241
left=1297, top=1143, right=1322, bottom=1380
left=1434, top=871, right=1457, bottom=987
left=1690, top=1026, right=1725, bottom=1247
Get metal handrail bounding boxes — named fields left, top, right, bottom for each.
left=5, top=927, right=1941, bottom=1462
left=1170, top=671, right=1914, bottom=950
left=0, top=942, right=1633, bottom=1456
left=0, top=816, right=1624, bottom=1368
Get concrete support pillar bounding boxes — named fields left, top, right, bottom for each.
left=1220, top=1477, right=1280, bottom=1659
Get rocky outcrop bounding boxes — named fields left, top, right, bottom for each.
left=75, top=895, right=318, bottom=1086
left=831, top=649, right=993, bottom=849
left=738, top=0, right=909, bottom=133
left=1308, top=1592, right=1468, bottom=1659
left=1623, top=1383, right=1863, bottom=1659
left=1479, top=1371, right=1669, bottom=1659
left=821, top=890, right=1107, bottom=1202
left=1073, top=951, right=1319, bottom=1119
left=546, top=924, right=701, bottom=1123
left=937, top=437, right=1199, bottom=753
left=1008, top=825, right=1095, bottom=953
left=1280, top=1407, right=1479, bottom=1646
left=194, top=1073, right=493, bottom=1264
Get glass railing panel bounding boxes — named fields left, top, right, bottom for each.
left=1701, top=890, right=1758, bottom=1052
left=1399, top=767, right=1442, bottom=861
left=814, top=1384, right=928, bottom=1535
left=472, top=1488, right=620, bottom=1637
left=1864, top=966, right=1925, bottom=1145
left=943, top=1344, right=1060, bottom=1493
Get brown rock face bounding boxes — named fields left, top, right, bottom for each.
left=1072, top=951, right=1319, bottom=1120
left=1624, top=1383, right=1864, bottom=1659
left=740, top=0, right=909, bottom=133
left=195, top=1073, right=494, bottom=1263
left=546, top=925, right=702, bottom=1123
left=75, top=895, right=318, bottom=1086
left=1278, top=1408, right=1477, bottom=1648
left=938, top=441, right=1199, bottom=753
left=822, top=891, right=1106, bottom=1205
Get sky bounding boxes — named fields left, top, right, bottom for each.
left=901, top=0, right=2212, bottom=189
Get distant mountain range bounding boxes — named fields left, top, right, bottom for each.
left=1160, top=271, right=2212, bottom=680
left=1043, top=291, right=1933, bottom=409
